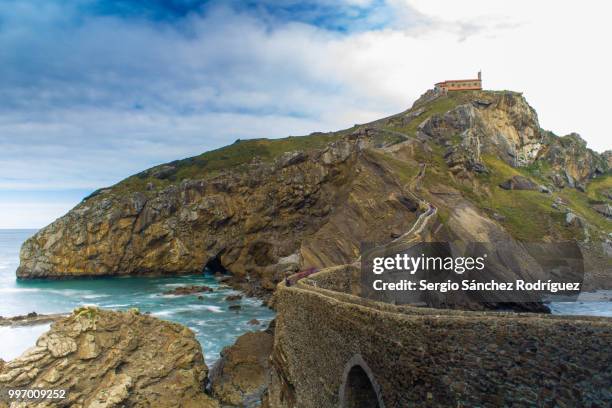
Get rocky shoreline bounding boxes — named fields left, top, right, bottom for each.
left=0, top=278, right=276, bottom=407
left=0, top=312, right=66, bottom=328
left=0, top=306, right=274, bottom=408
left=0, top=307, right=220, bottom=408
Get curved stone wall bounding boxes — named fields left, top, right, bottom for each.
left=268, top=265, right=612, bottom=407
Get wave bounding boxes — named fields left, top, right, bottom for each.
left=0, top=287, right=41, bottom=293
left=81, top=294, right=108, bottom=300
left=202, top=305, right=223, bottom=313
left=151, top=307, right=194, bottom=317
left=1, top=287, right=98, bottom=297
left=45, top=289, right=95, bottom=297
left=150, top=304, right=225, bottom=317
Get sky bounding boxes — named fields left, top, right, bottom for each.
left=1, top=0, right=611, bottom=228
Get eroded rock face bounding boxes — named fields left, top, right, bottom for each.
left=209, top=330, right=274, bottom=407
left=421, top=92, right=544, bottom=171
left=539, top=133, right=609, bottom=184
left=17, top=135, right=421, bottom=288
left=0, top=307, right=218, bottom=408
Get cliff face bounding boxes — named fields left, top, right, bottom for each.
left=416, top=91, right=543, bottom=171
left=18, top=136, right=420, bottom=288
left=17, top=90, right=612, bottom=290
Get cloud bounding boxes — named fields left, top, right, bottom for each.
left=0, top=0, right=610, bottom=228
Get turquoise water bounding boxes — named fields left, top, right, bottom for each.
left=0, top=229, right=274, bottom=364
left=1, top=230, right=610, bottom=363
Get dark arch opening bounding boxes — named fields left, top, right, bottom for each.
left=204, top=255, right=228, bottom=275
left=342, top=365, right=381, bottom=408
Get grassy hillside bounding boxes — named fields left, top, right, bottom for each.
left=104, top=132, right=346, bottom=196
left=85, top=88, right=611, bottom=247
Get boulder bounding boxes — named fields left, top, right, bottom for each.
left=209, top=331, right=274, bottom=407
left=565, top=212, right=584, bottom=228
left=276, top=151, right=307, bottom=168
left=539, top=185, right=552, bottom=194
left=0, top=307, right=218, bottom=408
left=592, top=204, right=612, bottom=218
left=499, top=176, right=538, bottom=191
left=550, top=173, right=565, bottom=188
left=225, top=294, right=243, bottom=302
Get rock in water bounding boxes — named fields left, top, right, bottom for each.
left=209, top=331, right=274, bottom=407
left=225, top=294, right=243, bottom=302
left=0, top=307, right=218, bottom=408
left=163, top=285, right=214, bottom=296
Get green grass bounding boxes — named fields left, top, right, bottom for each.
left=559, top=180, right=612, bottom=233
left=107, top=132, right=344, bottom=196
left=468, top=156, right=567, bottom=240
left=583, top=173, right=612, bottom=202
left=384, top=94, right=461, bottom=137
left=99, top=89, right=497, bottom=199
left=85, top=86, right=611, bottom=245
left=369, top=150, right=420, bottom=184
left=465, top=155, right=610, bottom=240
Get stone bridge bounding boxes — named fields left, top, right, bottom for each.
left=267, top=264, right=612, bottom=408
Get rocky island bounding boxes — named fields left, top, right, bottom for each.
left=9, top=88, right=612, bottom=407
left=17, top=90, right=611, bottom=293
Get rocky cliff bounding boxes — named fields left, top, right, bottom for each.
left=209, top=328, right=274, bottom=407
left=18, top=89, right=611, bottom=291
left=0, top=307, right=218, bottom=408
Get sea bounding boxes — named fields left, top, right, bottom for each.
left=1, top=230, right=610, bottom=364
left=0, top=229, right=274, bottom=365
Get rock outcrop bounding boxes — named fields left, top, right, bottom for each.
left=419, top=92, right=544, bottom=172
left=17, top=89, right=611, bottom=292
left=0, top=307, right=218, bottom=408
left=498, top=175, right=538, bottom=191
left=539, top=132, right=608, bottom=184
left=163, top=285, right=214, bottom=296
left=0, top=312, right=66, bottom=327
left=209, top=329, right=274, bottom=407
left=593, top=203, right=612, bottom=218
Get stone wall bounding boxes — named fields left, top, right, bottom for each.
left=268, top=266, right=612, bottom=408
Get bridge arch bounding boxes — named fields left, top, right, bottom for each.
left=339, top=354, right=385, bottom=408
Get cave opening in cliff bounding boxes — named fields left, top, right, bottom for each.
left=204, top=255, right=228, bottom=275
left=341, top=365, right=382, bottom=408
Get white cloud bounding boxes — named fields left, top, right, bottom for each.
left=0, top=0, right=610, bottom=228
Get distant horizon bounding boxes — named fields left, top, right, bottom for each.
left=1, top=0, right=611, bottom=228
